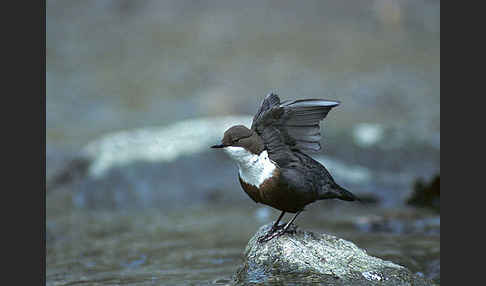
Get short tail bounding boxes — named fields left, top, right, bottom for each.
left=319, top=184, right=361, bottom=202
left=337, top=186, right=360, bottom=202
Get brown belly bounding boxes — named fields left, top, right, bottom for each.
left=238, top=171, right=311, bottom=213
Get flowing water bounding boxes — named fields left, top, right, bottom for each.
left=46, top=193, right=439, bottom=285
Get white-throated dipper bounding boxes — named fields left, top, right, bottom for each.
left=211, top=93, right=359, bottom=242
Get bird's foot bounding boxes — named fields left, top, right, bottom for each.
left=270, top=223, right=285, bottom=232
left=257, top=223, right=294, bottom=243
left=257, top=227, right=286, bottom=243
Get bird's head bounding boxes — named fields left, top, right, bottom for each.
left=211, top=125, right=264, bottom=156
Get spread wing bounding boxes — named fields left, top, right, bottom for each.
left=251, top=93, right=339, bottom=163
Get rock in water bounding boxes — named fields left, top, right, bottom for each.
left=234, top=223, right=435, bottom=285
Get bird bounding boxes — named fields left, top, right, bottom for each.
left=211, top=93, right=359, bottom=242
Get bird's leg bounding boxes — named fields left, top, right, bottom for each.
left=280, top=211, right=301, bottom=234
left=270, top=211, right=286, bottom=232
left=257, top=211, right=285, bottom=243
left=258, top=211, right=302, bottom=243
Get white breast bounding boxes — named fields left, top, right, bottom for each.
left=223, top=146, right=277, bottom=187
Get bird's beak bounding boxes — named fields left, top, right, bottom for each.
left=210, top=144, right=226, bottom=149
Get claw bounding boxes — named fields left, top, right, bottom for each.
left=257, top=223, right=291, bottom=243
left=258, top=228, right=285, bottom=243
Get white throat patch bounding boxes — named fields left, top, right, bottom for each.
left=224, top=146, right=277, bottom=187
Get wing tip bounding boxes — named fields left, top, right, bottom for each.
left=264, top=92, right=340, bottom=107
left=300, top=99, right=341, bottom=107
left=329, top=100, right=341, bottom=107
left=280, top=98, right=341, bottom=109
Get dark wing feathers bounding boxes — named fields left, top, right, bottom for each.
left=251, top=93, right=281, bottom=130
left=251, top=93, right=339, bottom=157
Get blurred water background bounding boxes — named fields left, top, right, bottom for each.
left=46, top=1, right=440, bottom=285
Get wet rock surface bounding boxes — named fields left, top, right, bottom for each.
left=234, top=223, right=435, bottom=285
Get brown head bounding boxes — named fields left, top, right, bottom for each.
left=211, top=125, right=264, bottom=155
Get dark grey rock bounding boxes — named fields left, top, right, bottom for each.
left=407, top=175, right=440, bottom=212
left=234, top=223, right=435, bottom=285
